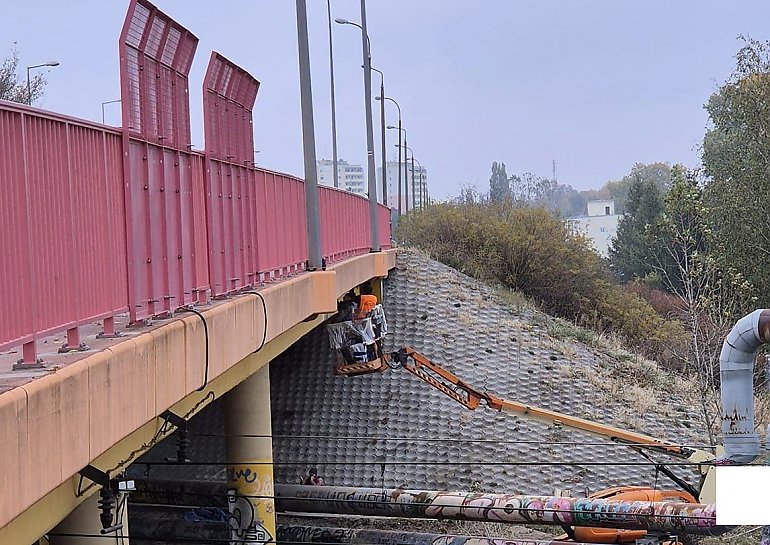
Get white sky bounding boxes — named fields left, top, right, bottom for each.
left=4, top=1, right=770, bottom=199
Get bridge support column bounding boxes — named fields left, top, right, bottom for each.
left=49, top=490, right=129, bottom=544
left=224, top=365, right=276, bottom=545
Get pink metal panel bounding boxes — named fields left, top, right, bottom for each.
left=202, top=52, right=265, bottom=296
left=202, top=52, right=259, bottom=166
left=119, top=0, right=204, bottom=321
left=0, top=106, right=34, bottom=349
left=378, top=203, right=392, bottom=249
left=252, top=171, right=308, bottom=281
left=119, top=0, right=198, bottom=148
left=319, top=187, right=372, bottom=263
left=0, top=101, right=128, bottom=355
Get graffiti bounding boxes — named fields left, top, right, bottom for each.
left=278, top=525, right=355, bottom=544
left=228, top=489, right=274, bottom=545
left=228, top=467, right=259, bottom=484
left=276, top=485, right=720, bottom=535
left=276, top=526, right=588, bottom=545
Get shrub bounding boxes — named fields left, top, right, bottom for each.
left=397, top=202, right=688, bottom=365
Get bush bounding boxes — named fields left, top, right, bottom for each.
left=397, top=202, right=687, bottom=364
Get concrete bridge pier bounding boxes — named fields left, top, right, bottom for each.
left=48, top=491, right=129, bottom=544
left=224, top=366, right=276, bottom=545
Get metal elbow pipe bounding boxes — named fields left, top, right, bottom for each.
left=720, top=309, right=770, bottom=462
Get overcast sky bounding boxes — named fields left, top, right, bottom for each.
left=4, top=1, right=770, bottom=199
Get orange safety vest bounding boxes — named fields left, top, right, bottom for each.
left=355, top=295, right=377, bottom=319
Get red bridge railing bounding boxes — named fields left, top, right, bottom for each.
left=0, top=103, right=128, bottom=361
left=0, top=0, right=392, bottom=365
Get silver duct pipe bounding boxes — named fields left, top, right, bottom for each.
left=720, top=308, right=770, bottom=462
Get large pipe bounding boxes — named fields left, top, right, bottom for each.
left=720, top=309, right=770, bottom=462
left=277, top=525, right=596, bottom=545
left=275, top=485, right=721, bottom=535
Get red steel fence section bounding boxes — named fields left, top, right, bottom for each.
left=120, top=0, right=196, bottom=147
left=378, top=203, right=392, bottom=249
left=254, top=169, right=308, bottom=280
left=203, top=52, right=267, bottom=296
left=319, top=186, right=371, bottom=263
left=203, top=52, right=259, bottom=166
left=120, top=0, right=208, bottom=321
left=0, top=101, right=128, bottom=361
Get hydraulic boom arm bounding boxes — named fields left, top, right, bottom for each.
left=390, top=347, right=715, bottom=502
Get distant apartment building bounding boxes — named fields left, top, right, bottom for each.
left=317, top=159, right=365, bottom=196
left=377, top=160, right=428, bottom=210
left=566, top=200, right=621, bottom=257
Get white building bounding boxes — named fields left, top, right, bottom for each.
left=566, top=200, right=621, bottom=257
left=377, top=160, right=427, bottom=210
left=317, top=159, right=365, bottom=196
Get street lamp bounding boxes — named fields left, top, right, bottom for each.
left=335, top=5, right=379, bottom=251
left=370, top=66, right=386, bottom=206
left=395, top=142, right=415, bottom=212
left=296, top=0, right=323, bottom=269
left=101, top=99, right=121, bottom=125
left=326, top=0, right=339, bottom=188
left=27, top=61, right=59, bottom=106
left=385, top=108, right=404, bottom=215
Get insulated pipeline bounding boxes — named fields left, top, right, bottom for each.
left=275, top=485, right=723, bottom=536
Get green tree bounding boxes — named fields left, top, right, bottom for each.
left=488, top=161, right=511, bottom=203
left=702, top=36, right=770, bottom=305
left=605, top=162, right=672, bottom=214
left=655, top=166, right=754, bottom=441
left=608, top=176, right=666, bottom=282
left=0, top=45, right=47, bottom=104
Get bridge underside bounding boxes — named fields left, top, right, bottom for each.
left=0, top=250, right=395, bottom=545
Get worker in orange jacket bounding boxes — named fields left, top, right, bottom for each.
left=354, top=283, right=377, bottom=320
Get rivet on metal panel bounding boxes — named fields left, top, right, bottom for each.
left=178, top=254, right=182, bottom=259
left=147, top=258, right=152, bottom=263
left=160, top=186, right=165, bottom=192
left=144, top=184, right=149, bottom=190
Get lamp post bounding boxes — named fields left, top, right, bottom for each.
left=335, top=5, right=379, bottom=251
left=295, top=0, right=323, bottom=269
left=396, top=143, right=414, bottom=212
left=326, top=0, right=339, bottom=188
left=101, top=99, right=121, bottom=125
left=370, top=66, right=387, bottom=206
left=385, top=118, right=404, bottom=215
left=26, top=61, right=59, bottom=105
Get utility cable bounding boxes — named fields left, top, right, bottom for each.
left=241, top=290, right=269, bottom=353
left=134, top=459, right=710, bottom=467
left=176, top=306, right=210, bottom=391
left=188, top=432, right=718, bottom=450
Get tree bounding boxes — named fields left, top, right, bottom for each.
left=488, top=161, right=511, bottom=203
left=1, top=45, right=47, bottom=104
left=604, top=162, right=672, bottom=214
left=608, top=175, right=666, bottom=282
left=702, top=36, right=770, bottom=305
left=654, top=166, right=754, bottom=442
